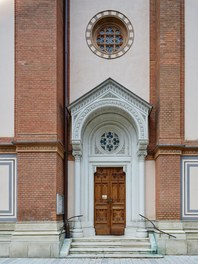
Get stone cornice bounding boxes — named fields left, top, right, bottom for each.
left=154, top=145, right=183, bottom=159
left=12, top=141, right=65, bottom=158
left=153, top=145, right=198, bottom=159
left=0, top=145, right=16, bottom=154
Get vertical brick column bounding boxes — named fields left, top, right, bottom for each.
left=155, top=0, right=184, bottom=145
left=15, top=0, right=64, bottom=221
left=150, top=0, right=184, bottom=220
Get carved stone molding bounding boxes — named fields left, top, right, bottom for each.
left=73, top=99, right=146, bottom=140
left=69, top=78, right=152, bottom=146
left=15, top=142, right=65, bottom=158
left=73, top=153, right=81, bottom=161
left=0, top=146, right=16, bottom=154
left=183, top=150, right=198, bottom=155
left=137, top=139, right=148, bottom=159
left=149, top=146, right=198, bottom=160
left=137, top=150, right=147, bottom=160
left=155, top=148, right=182, bottom=159
left=72, top=140, right=82, bottom=158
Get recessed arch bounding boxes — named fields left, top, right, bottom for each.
left=84, top=112, right=136, bottom=157
left=69, top=78, right=152, bottom=237
left=81, top=105, right=139, bottom=145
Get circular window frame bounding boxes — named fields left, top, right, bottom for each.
left=95, top=126, right=124, bottom=155
left=86, top=10, right=134, bottom=59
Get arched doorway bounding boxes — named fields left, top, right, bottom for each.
left=69, top=78, right=152, bottom=237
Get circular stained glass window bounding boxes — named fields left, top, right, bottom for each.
left=100, top=132, right=120, bottom=152
left=86, top=10, right=134, bottom=59
left=96, top=25, right=124, bottom=54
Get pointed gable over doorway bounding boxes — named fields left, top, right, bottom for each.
left=69, top=78, right=152, bottom=153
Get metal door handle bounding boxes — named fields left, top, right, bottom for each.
left=107, top=198, right=113, bottom=203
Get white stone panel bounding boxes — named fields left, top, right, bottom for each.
left=0, top=166, right=10, bottom=211
left=181, top=157, right=198, bottom=219
left=0, top=156, right=16, bottom=220
left=189, top=166, right=198, bottom=210
left=145, top=160, right=156, bottom=219
left=70, top=0, right=149, bottom=103
left=0, top=0, right=14, bottom=137
left=185, top=0, right=198, bottom=140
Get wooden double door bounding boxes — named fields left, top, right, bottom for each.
left=94, top=167, right=126, bottom=235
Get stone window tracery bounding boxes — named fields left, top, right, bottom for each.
left=86, top=10, right=134, bottom=59
left=96, top=26, right=124, bottom=54
left=100, top=131, right=120, bottom=152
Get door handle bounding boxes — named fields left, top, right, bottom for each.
left=107, top=198, right=113, bottom=204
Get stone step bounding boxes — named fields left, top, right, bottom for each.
left=72, top=237, right=150, bottom=243
left=67, top=253, right=163, bottom=258
left=69, top=247, right=153, bottom=254
left=71, top=241, right=151, bottom=248
left=66, top=236, right=161, bottom=258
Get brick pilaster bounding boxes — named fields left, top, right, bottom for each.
left=150, top=0, right=184, bottom=220
left=15, top=0, right=65, bottom=221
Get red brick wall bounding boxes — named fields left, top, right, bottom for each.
left=15, top=0, right=65, bottom=221
left=155, top=154, right=181, bottom=220
left=15, top=1, right=57, bottom=141
left=150, top=0, right=184, bottom=219
left=155, top=0, right=184, bottom=145
left=15, top=0, right=64, bottom=143
left=17, top=152, right=57, bottom=221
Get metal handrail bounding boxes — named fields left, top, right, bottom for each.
left=139, top=214, right=176, bottom=239
left=60, top=215, right=83, bottom=238
left=66, top=214, right=83, bottom=222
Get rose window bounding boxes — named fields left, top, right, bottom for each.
left=86, top=10, right=134, bottom=59
left=100, top=132, right=120, bottom=152
left=96, top=26, right=124, bottom=54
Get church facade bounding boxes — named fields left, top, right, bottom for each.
left=0, top=0, right=198, bottom=258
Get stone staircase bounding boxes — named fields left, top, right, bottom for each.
left=63, top=236, right=163, bottom=258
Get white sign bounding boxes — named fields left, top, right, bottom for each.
left=56, top=194, right=64, bottom=215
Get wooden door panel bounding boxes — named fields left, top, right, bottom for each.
left=95, top=205, right=110, bottom=235
left=94, top=167, right=125, bottom=235
left=95, top=183, right=108, bottom=200
left=94, top=168, right=110, bottom=235
left=111, top=205, right=125, bottom=235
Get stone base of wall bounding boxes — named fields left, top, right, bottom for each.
left=1, top=220, right=198, bottom=257
left=0, top=221, right=64, bottom=258
left=154, top=221, right=198, bottom=255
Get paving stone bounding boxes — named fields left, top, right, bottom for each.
left=0, top=256, right=198, bottom=264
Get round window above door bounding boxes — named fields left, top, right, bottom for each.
left=93, top=124, right=127, bottom=156
left=86, top=10, right=134, bottom=59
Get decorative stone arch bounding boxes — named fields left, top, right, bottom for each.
left=68, top=78, right=152, bottom=237
left=70, top=78, right=151, bottom=153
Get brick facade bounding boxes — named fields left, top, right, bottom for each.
left=2, top=0, right=198, bottom=258
left=0, top=0, right=194, bottom=229
left=155, top=154, right=181, bottom=220
left=150, top=0, right=184, bottom=219
left=15, top=0, right=65, bottom=221
left=17, top=152, right=58, bottom=221
left=0, top=0, right=185, bottom=223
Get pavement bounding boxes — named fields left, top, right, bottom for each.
left=0, top=256, right=198, bottom=264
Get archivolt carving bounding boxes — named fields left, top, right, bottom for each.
left=73, top=99, right=146, bottom=141
left=69, top=79, right=152, bottom=151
